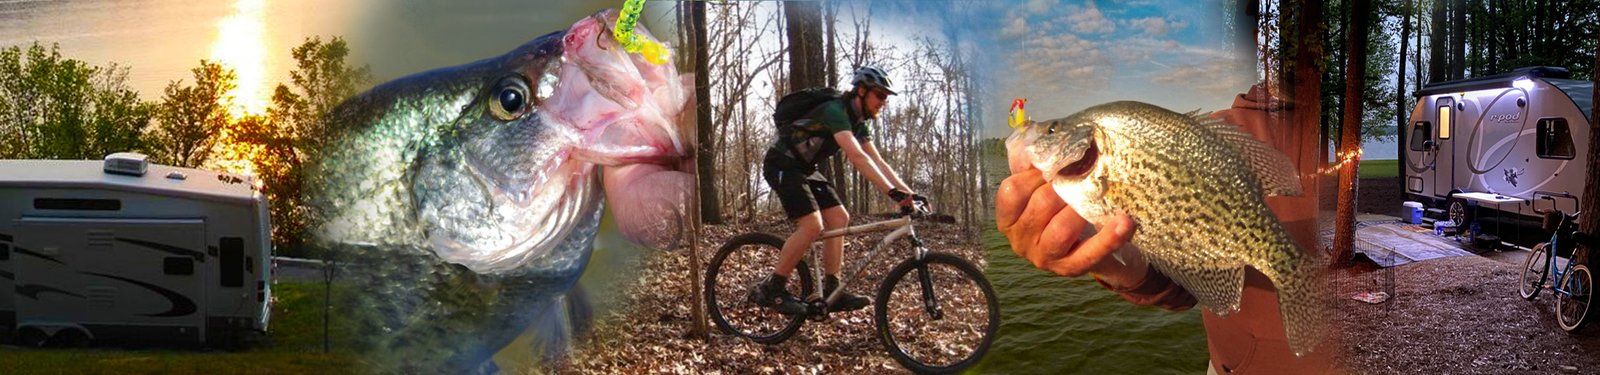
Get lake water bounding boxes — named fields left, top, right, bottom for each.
left=970, top=152, right=1209, bottom=374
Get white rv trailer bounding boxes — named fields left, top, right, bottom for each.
left=1403, top=66, right=1593, bottom=234
left=0, top=153, right=271, bottom=347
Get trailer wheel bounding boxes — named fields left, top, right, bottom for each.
left=16, top=327, right=47, bottom=348
left=1447, top=196, right=1474, bottom=231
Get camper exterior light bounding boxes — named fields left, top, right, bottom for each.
left=1512, top=77, right=1535, bottom=91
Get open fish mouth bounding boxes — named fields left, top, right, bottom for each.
left=1057, top=137, right=1098, bottom=179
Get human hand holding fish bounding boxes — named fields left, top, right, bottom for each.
left=996, top=137, right=1145, bottom=284
left=1002, top=101, right=1328, bottom=357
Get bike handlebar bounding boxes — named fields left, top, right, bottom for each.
left=899, top=201, right=930, bottom=219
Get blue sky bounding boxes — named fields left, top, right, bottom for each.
left=873, top=0, right=1256, bottom=138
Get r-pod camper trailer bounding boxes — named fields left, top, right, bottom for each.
left=0, top=153, right=271, bottom=347
left=1403, top=66, right=1593, bottom=240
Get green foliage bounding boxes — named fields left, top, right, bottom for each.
left=151, top=60, right=235, bottom=168
left=1321, top=0, right=1401, bottom=145
left=0, top=43, right=153, bottom=160
left=234, top=37, right=372, bottom=258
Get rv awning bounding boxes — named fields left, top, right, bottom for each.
left=1413, top=66, right=1572, bottom=98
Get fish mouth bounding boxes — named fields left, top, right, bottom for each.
left=1057, top=137, right=1098, bottom=179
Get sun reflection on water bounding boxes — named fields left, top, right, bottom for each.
left=208, top=0, right=269, bottom=178
left=211, top=0, right=269, bottom=117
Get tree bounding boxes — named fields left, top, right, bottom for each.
left=1581, top=39, right=1600, bottom=242
left=0, top=43, right=153, bottom=160
left=1334, top=0, right=1373, bottom=265
left=684, top=0, right=714, bottom=339
left=692, top=2, right=721, bottom=225
left=1428, top=0, right=1446, bottom=83
left=233, top=37, right=371, bottom=257
left=1397, top=0, right=1412, bottom=188
left=152, top=60, right=234, bottom=168
left=85, top=64, right=155, bottom=159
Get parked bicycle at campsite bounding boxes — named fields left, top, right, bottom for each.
left=1517, top=193, right=1596, bottom=332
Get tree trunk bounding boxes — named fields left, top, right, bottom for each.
left=1334, top=0, right=1371, bottom=265
left=693, top=1, right=721, bottom=225
left=1429, top=0, right=1447, bottom=83
left=784, top=1, right=827, bottom=93
left=1580, top=41, right=1600, bottom=240
left=1399, top=0, right=1411, bottom=194
left=1450, top=0, right=1466, bottom=79
left=1284, top=0, right=1325, bottom=256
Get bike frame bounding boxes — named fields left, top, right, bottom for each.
left=803, top=216, right=928, bottom=308
left=1535, top=193, right=1585, bottom=299
left=1547, top=228, right=1580, bottom=298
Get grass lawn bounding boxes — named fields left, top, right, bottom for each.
left=1359, top=159, right=1399, bottom=179
left=0, top=282, right=361, bottom=375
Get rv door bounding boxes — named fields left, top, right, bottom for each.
left=1433, top=96, right=1457, bottom=198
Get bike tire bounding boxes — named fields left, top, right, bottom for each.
left=873, top=252, right=999, bottom=374
left=1557, top=264, right=1593, bottom=333
left=1519, top=243, right=1551, bottom=300
left=704, top=232, right=813, bottom=344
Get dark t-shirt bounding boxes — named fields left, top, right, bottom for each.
left=767, top=98, right=873, bottom=173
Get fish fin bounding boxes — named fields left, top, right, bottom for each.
left=528, top=285, right=595, bottom=364
left=1144, top=251, right=1245, bottom=316
left=1189, top=113, right=1303, bottom=197
left=1264, top=255, right=1332, bottom=357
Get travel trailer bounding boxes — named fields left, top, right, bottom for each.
left=1403, top=66, right=1593, bottom=240
left=0, top=153, right=271, bottom=347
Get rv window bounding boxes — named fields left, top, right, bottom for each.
left=1437, top=105, right=1453, bottom=139
left=1409, top=122, right=1433, bottom=150
left=33, top=198, right=120, bottom=211
left=221, top=237, right=244, bottom=287
left=1537, top=118, right=1575, bottom=159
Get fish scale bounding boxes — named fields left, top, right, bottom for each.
left=1017, top=101, right=1328, bottom=357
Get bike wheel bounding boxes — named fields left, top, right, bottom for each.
left=1556, top=264, right=1593, bottom=332
left=874, top=252, right=999, bottom=374
left=704, top=232, right=813, bottom=344
left=1519, top=243, right=1551, bottom=300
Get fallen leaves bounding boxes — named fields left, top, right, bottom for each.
left=555, top=215, right=984, bottom=374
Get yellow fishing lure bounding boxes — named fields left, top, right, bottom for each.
left=614, top=0, right=669, bottom=65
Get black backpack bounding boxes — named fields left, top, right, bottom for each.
left=772, top=87, right=844, bottom=135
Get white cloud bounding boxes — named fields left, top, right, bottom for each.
left=1149, top=55, right=1254, bottom=99
left=1026, top=0, right=1059, bottom=14
left=1002, top=12, right=1029, bottom=38
left=1009, top=32, right=1114, bottom=95
left=1126, top=17, right=1188, bottom=36
left=1064, top=2, right=1114, bottom=34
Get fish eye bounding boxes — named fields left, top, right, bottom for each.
left=489, top=76, right=531, bottom=121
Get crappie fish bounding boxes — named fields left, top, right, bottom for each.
left=1011, top=101, right=1326, bottom=356
left=309, top=10, right=686, bottom=372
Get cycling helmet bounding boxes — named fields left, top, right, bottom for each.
left=850, top=66, right=897, bottom=95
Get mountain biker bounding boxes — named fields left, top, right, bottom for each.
left=748, top=66, right=923, bottom=315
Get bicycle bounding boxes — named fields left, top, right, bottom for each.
left=703, top=204, right=999, bottom=374
left=1517, top=193, right=1594, bottom=333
